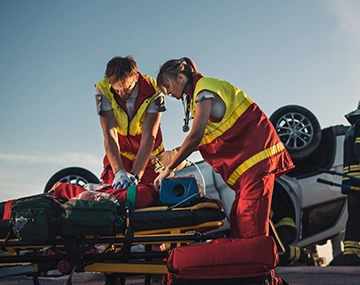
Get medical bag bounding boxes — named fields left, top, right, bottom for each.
left=166, top=236, right=288, bottom=285
left=58, top=199, right=121, bottom=236
left=10, top=194, right=60, bottom=241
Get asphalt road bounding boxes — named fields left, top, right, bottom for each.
left=276, top=267, right=360, bottom=285
left=1, top=266, right=360, bottom=285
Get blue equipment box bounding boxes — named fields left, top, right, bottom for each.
left=160, top=176, right=200, bottom=205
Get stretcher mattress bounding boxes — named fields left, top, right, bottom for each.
left=0, top=200, right=225, bottom=240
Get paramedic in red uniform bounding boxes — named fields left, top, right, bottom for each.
left=95, top=56, right=166, bottom=189
left=154, top=57, right=294, bottom=239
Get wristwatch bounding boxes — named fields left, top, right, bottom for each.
left=131, top=173, right=140, bottom=182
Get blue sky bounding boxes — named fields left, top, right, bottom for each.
left=0, top=0, right=359, bottom=202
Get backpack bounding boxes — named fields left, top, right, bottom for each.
left=10, top=194, right=61, bottom=241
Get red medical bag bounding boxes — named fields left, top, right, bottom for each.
left=166, top=236, right=288, bottom=285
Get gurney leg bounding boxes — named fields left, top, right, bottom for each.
left=119, top=274, right=126, bottom=285
left=32, top=272, right=41, bottom=285
left=104, top=273, right=122, bottom=285
left=145, top=244, right=152, bottom=285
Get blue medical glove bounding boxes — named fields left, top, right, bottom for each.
left=112, top=169, right=131, bottom=189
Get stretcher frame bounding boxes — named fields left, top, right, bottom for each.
left=0, top=200, right=226, bottom=285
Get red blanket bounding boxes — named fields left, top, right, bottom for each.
left=53, top=182, right=159, bottom=209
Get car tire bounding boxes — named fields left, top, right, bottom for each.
left=44, top=167, right=100, bottom=193
left=269, top=105, right=322, bottom=162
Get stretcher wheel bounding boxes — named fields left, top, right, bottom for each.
left=58, top=259, right=72, bottom=275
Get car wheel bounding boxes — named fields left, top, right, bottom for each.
left=44, top=167, right=100, bottom=193
left=269, top=105, right=322, bottom=162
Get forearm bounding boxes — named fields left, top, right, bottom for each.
left=99, top=111, right=125, bottom=174
left=104, top=136, right=124, bottom=174
left=131, top=137, right=155, bottom=179
left=167, top=135, right=199, bottom=171
left=133, top=112, right=162, bottom=178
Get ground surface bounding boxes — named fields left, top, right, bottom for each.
left=1, top=266, right=360, bottom=285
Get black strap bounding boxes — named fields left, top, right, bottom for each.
left=1, top=220, right=15, bottom=251
left=120, top=224, right=134, bottom=263
left=118, top=221, right=134, bottom=285
left=64, top=236, right=84, bottom=267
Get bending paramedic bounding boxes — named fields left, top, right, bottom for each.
left=95, top=56, right=166, bottom=189
left=154, top=57, right=294, bottom=238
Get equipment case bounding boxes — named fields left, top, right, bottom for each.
left=166, top=236, right=288, bottom=285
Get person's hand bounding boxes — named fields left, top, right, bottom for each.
left=154, top=167, right=175, bottom=190
left=156, top=149, right=189, bottom=171
left=112, top=169, right=132, bottom=189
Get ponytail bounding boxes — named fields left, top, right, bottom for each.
left=157, top=57, right=198, bottom=93
left=179, top=57, right=198, bottom=74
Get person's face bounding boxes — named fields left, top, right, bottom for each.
left=110, top=74, right=138, bottom=100
left=162, top=74, right=187, bottom=99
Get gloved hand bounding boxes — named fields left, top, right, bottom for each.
left=154, top=167, right=175, bottom=190
left=112, top=169, right=132, bottom=189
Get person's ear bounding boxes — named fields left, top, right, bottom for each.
left=177, top=73, right=186, bottom=84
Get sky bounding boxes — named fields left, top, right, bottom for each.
left=0, top=0, right=359, bottom=265
left=0, top=0, right=359, bottom=201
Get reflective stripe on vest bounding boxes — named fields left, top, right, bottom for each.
left=95, top=75, right=159, bottom=136
left=95, top=74, right=163, bottom=159
left=200, top=97, right=253, bottom=146
left=227, top=142, right=286, bottom=185
left=192, top=77, right=290, bottom=186
left=193, top=78, right=253, bottom=147
left=120, top=142, right=164, bottom=161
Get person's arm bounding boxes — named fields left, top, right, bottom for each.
left=154, top=98, right=212, bottom=189
left=131, top=112, right=162, bottom=180
left=99, top=110, right=125, bottom=174
left=168, top=98, right=212, bottom=169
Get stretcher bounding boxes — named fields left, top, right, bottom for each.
left=0, top=192, right=226, bottom=285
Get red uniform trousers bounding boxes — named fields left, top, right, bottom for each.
left=230, top=172, right=275, bottom=239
